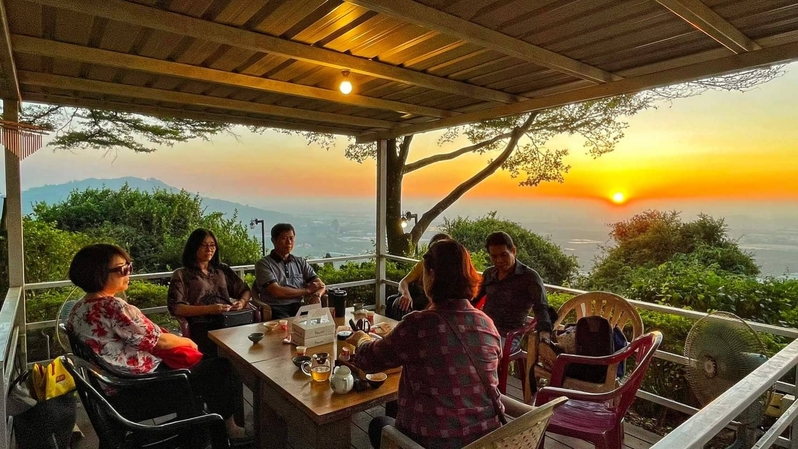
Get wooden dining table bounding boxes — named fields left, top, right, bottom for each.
left=209, top=308, right=400, bottom=449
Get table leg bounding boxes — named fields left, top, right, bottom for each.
left=313, top=420, right=351, bottom=449
left=255, top=379, right=288, bottom=449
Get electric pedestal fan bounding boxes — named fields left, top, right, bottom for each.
left=685, top=311, right=770, bottom=449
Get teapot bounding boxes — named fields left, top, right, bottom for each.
left=330, top=365, right=355, bottom=394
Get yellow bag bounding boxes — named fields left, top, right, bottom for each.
left=31, top=363, right=46, bottom=402
left=31, top=358, right=76, bottom=402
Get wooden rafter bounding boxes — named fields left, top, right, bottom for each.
left=0, top=0, right=19, bottom=100
left=655, top=0, right=760, bottom=54
left=344, top=0, right=621, bottom=84
left=12, top=35, right=453, bottom=119
left=358, top=40, right=798, bottom=142
left=23, top=93, right=358, bottom=136
left=18, top=71, right=395, bottom=130
left=28, top=0, right=524, bottom=105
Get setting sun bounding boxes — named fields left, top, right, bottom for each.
left=612, top=192, right=626, bottom=204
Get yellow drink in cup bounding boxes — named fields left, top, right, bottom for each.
left=311, top=366, right=331, bottom=382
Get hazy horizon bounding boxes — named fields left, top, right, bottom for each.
left=2, top=62, right=797, bottom=278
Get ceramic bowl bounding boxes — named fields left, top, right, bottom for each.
left=366, top=372, right=387, bottom=389
left=292, top=355, right=311, bottom=368
left=248, top=332, right=264, bottom=344
left=337, top=330, right=353, bottom=340
left=263, top=322, right=279, bottom=332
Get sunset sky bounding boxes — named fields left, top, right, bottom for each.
left=5, top=61, right=798, bottom=208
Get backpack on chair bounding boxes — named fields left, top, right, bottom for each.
left=564, top=316, right=615, bottom=383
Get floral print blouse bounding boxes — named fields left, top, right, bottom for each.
left=67, top=295, right=162, bottom=375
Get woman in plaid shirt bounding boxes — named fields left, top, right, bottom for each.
left=350, top=239, right=534, bottom=448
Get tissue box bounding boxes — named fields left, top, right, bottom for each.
left=291, top=304, right=335, bottom=347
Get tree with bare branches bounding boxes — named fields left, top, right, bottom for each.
left=292, top=68, right=783, bottom=256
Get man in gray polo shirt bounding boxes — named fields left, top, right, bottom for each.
left=254, top=223, right=327, bottom=319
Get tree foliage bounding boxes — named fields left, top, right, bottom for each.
left=585, top=210, right=759, bottom=292
left=15, top=105, right=232, bottom=153
left=30, top=184, right=260, bottom=272
left=22, top=218, right=93, bottom=283
left=441, top=212, right=579, bottom=285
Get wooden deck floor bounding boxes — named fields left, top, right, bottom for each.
left=71, top=375, right=662, bottom=449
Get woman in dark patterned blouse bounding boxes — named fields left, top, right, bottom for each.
left=348, top=239, right=534, bottom=449
left=167, top=228, right=252, bottom=354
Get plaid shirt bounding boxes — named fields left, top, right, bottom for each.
left=353, top=299, right=503, bottom=448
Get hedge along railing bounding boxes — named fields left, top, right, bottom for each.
left=24, top=253, right=379, bottom=334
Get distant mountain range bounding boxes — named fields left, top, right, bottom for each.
left=19, top=177, right=376, bottom=257
left=21, top=177, right=294, bottom=225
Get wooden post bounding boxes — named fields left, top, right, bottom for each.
left=375, top=140, right=387, bottom=312
left=3, top=99, right=23, bottom=287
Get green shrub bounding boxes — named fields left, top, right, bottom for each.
left=441, top=212, right=579, bottom=285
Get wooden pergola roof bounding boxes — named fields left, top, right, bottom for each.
left=1, top=0, right=797, bottom=143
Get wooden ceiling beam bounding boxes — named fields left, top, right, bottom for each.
left=12, top=35, right=452, bottom=119
left=18, top=71, right=394, bottom=130
left=28, top=0, right=522, bottom=104
left=0, top=0, right=20, bottom=100
left=655, top=0, right=760, bottom=53
left=357, top=40, right=798, bottom=142
left=23, top=93, right=357, bottom=135
left=344, top=0, right=621, bottom=84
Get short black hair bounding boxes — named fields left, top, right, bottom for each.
left=485, top=231, right=515, bottom=251
left=69, top=244, right=132, bottom=293
left=182, top=228, right=220, bottom=269
left=271, top=223, right=295, bottom=242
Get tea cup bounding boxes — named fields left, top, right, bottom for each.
left=248, top=332, right=264, bottom=344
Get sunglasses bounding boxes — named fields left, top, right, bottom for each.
left=110, top=261, right=134, bottom=276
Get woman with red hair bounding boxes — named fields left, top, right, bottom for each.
left=349, top=239, right=530, bottom=448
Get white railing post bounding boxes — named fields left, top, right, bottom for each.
left=792, top=369, right=798, bottom=449
left=375, top=139, right=387, bottom=313
left=4, top=99, right=26, bottom=369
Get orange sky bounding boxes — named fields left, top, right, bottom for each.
left=14, top=62, right=798, bottom=206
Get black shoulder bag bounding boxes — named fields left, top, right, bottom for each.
left=434, top=310, right=507, bottom=425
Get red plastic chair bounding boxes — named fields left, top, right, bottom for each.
left=497, top=317, right=537, bottom=396
left=534, top=331, right=663, bottom=449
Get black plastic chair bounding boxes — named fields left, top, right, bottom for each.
left=60, top=323, right=197, bottom=423
left=62, top=355, right=230, bottom=449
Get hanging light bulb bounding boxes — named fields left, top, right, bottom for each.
left=339, top=70, right=353, bottom=95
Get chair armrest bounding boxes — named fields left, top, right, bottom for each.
left=247, top=302, right=262, bottom=322
left=549, top=341, right=638, bottom=387
left=126, top=412, right=229, bottom=448
left=535, top=385, right=618, bottom=405
left=250, top=298, right=272, bottom=322
left=500, top=394, right=535, bottom=417
left=502, top=318, right=537, bottom=356
left=381, top=426, right=424, bottom=449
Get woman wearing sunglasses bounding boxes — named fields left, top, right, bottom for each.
left=66, top=243, right=250, bottom=441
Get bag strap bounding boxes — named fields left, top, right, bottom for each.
left=10, top=370, right=30, bottom=391
left=434, top=310, right=507, bottom=425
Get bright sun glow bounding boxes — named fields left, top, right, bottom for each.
left=612, top=192, right=626, bottom=204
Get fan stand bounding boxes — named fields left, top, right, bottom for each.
left=727, top=426, right=758, bottom=449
